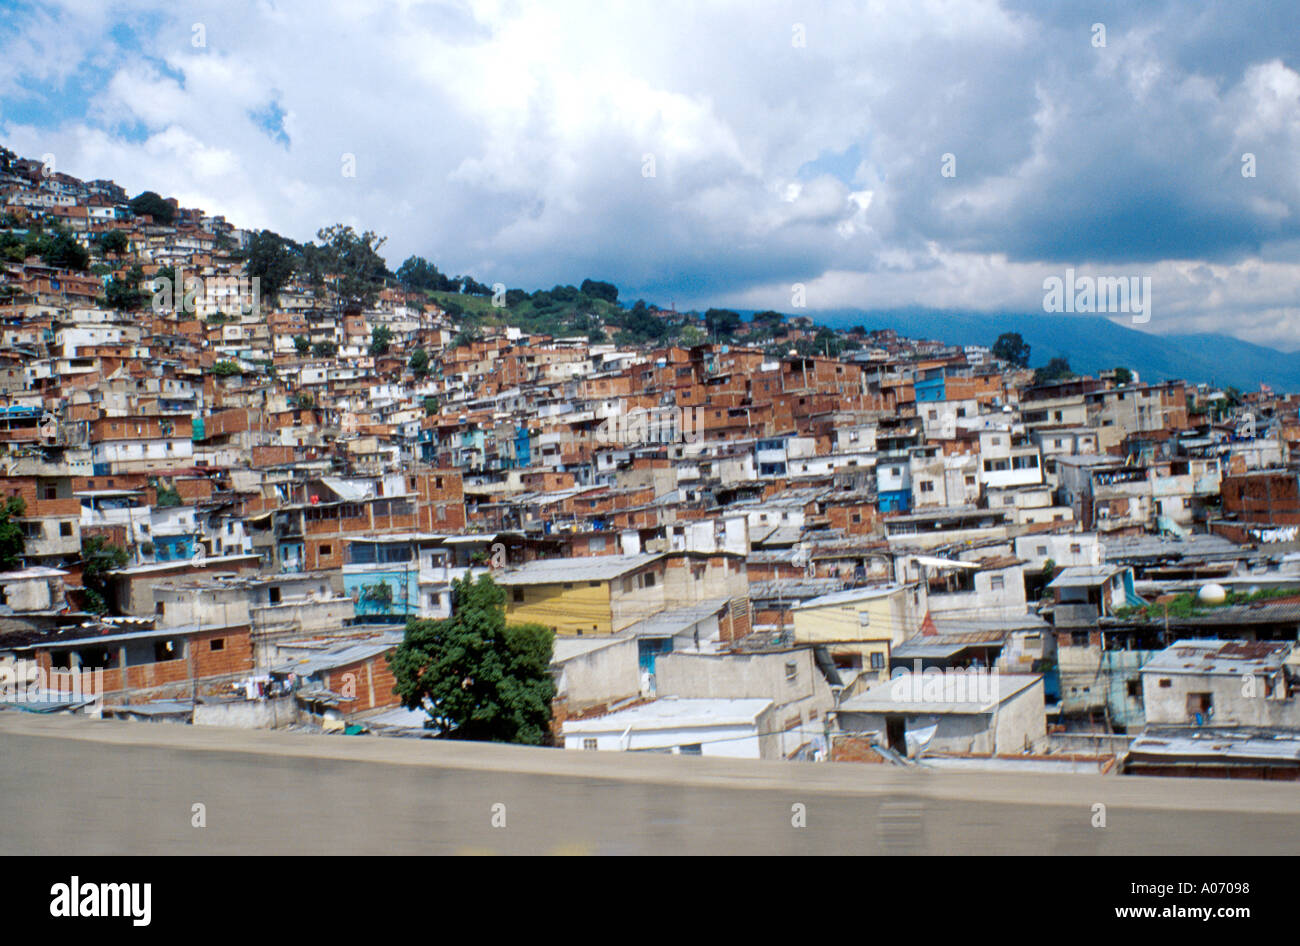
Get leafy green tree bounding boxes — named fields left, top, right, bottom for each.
left=312, top=341, right=337, bottom=358
left=459, top=276, right=492, bottom=297
left=580, top=278, right=618, bottom=304
left=681, top=325, right=707, bottom=346
left=704, top=308, right=741, bottom=339
left=1033, top=356, right=1074, bottom=385
left=0, top=496, right=27, bottom=570
left=293, top=335, right=311, bottom=355
left=409, top=347, right=429, bottom=377
left=751, top=310, right=784, bottom=334
left=81, top=535, right=128, bottom=614
left=396, top=256, right=455, bottom=292
left=451, top=327, right=479, bottom=348
left=423, top=396, right=440, bottom=416
left=245, top=229, right=297, bottom=303
left=369, top=324, right=393, bottom=356
left=129, top=191, right=174, bottom=224
left=97, top=229, right=129, bottom=256
left=992, top=332, right=1031, bottom=368
left=389, top=574, right=557, bottom=745
left=212, top=360, right=242, bottom=377
left=40, top=229, right=89, bottom=271
left=313, top=224, right=389, bottom=307
left=152, top=480, right=182, bottom=508
left=1113, top=366, right=1133, bottom=386
left=103, top=274, right=147, bottom=311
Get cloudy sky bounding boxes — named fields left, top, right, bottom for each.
left=3, top=0, right=1300, bottom=347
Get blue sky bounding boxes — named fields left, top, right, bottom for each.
left=3, top=0, right=1300, bottom=348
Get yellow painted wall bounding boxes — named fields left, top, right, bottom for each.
left=792, top=592, right=909, bottom=648
left=505, top=581, right=613, bottom=636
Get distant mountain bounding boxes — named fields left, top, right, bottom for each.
left=811, top=308, right=1299, bottom=393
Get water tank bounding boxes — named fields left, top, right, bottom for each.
left=1197, top=583, right=1227, bottom=605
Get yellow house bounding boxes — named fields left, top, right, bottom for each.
left=498, top=553, right=665, bottom=637
left=791, top=584, right=923, bottom=682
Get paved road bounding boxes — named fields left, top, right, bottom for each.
left=2, top=713, right=1296, bottom=855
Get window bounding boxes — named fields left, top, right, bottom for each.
left=209, top=638, right=225, bottom=652
left=785, top=661, right=798, bottom=681
left=1187, top=692, right=1212, bottom=719
left=583, top=738, right=598, bottom=751
left=920, top=481, right=934, bottom=493
left=512, top=588, right=524, bottom=603
left=643, top=572, right=655, bottom=588
left=1158, top=678, right=1172, bottom=688
left=679, top=744, right=703, bottom=755
left=870, top=652, right=885, bottom=670
left=320, top=544, right=331, bottom=557
left=1036, top=545, right=1047, bottom=556
left=155, top=602, right=165, bottom=615
left=990, top=575, right=1005, bottom=591
left=857, top=611, right=870, bottom=627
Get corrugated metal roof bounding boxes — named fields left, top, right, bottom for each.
left=562, top=697, right=773, bottom=733
left=496, top=553, right=663, bottom=585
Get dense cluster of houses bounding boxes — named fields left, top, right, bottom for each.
left=5, top=147, right=1300, bottom=778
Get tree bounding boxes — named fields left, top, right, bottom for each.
left=751, top=310, right=784, bottom=334
left=409, top=347, right=429, bottom=377
left=992, top=332, right=1031, bottom=368
left=129, top=191, right=174, bottom=225
left=40, top=229, right=89, bottom=271
left=1033, top=356, right=1074, bottom=385
left=0, top=496, right=26, bottom=570
left=103, top=266, right=148, bottom=311
left=681, top=325, right=707, bottom=346
left=423, top=396, right=440, bottom=416
left=1113, top=366, right=1133, bottom=386
left=312, top=341, right=337, bottom=358
left=212, top=360, right=242, bottom=377
left=244, top=229, right=297, bottom=303
left=388, top=574, right=556, bottom=745
left=580, top=278, right=618, bottom=304
left=369, top=324, right=393, bottom=356
left=704, top=308, right=741, bottom=339
left=97, top=229, right=129, bottom=257
left=152, top=481, right=182, bottom=508
left=312, top=224, right=389, bottom=308
left=293, top=335, right=311, bottom=356
left=81, top=535, right=128, bottom=614
left=396, top=256, right=455, bottom=292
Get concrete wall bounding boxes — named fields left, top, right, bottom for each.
left=194, top=695, right=299, bottom=729
left=655, top=648, right=833, bottom=758
left=553, top=638, right=641, bottom=709
left=1142, top=670, right=1300, bottom=728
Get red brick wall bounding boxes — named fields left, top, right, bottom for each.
left=326, top=655, right=399, bottom=713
